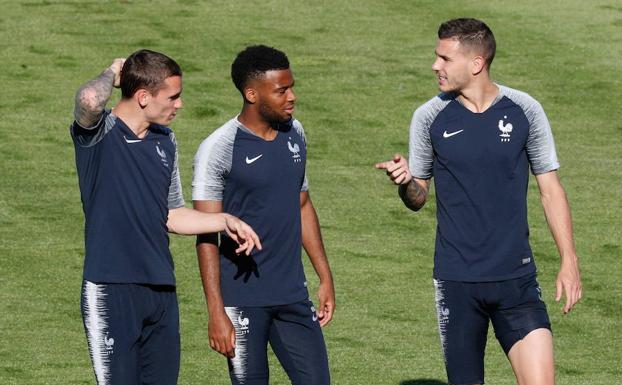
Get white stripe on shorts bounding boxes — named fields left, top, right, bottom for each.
left=83, top=281, right=111, bottom=385
left=225, top=306, right=249, bottom=384
left=433, top=279, right=450, bottom=363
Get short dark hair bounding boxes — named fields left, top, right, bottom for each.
left=120, top=49, right=182, bottom=98
left=231, top=45, right=289, bottom=94
left=438, top=18, right=496, bottom=69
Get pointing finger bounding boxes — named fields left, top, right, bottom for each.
left=375, top=160, right=393, bottom=170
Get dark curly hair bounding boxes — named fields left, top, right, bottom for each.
left=438, top=18, right=496, bottom=69
left=231, top=45, right=289, bottom=95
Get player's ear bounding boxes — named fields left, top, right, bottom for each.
left=135, top=89, right=150, bottom=109
left=472, top=55, right=486, bottom=76
left=244, top=87, right=257, bottom=104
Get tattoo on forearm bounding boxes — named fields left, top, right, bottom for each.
left=73, top=68, right=115, bottom=127
left=399, top=180, right=428, bottom=211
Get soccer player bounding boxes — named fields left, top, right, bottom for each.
left=71, top=49, right=261, bottom=385
left=376, top=18, right=582, bottom=385
left=192, top=45, right=335, bottom=385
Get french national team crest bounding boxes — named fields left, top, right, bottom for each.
left=287, top=137, right=302, bottom=163
left=498, top=116, right=513, bottom=142
left=155, top=142, right=169, bottom=168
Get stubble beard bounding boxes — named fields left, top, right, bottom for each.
left=259, top=101, right=290, bottom=127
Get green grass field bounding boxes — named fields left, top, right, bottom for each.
left=1, top=0, right=621, bottom=384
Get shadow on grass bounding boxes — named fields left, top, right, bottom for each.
left=399, top=380, right=447, bottom=385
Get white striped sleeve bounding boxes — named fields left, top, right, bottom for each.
left=293, top=120, right=309, bottom=192
left=500, top=86, right=560, bottom=175
left=167, top=132, right=185, bottom=209
left=409, top=95, right=450, bottom=179
left=192, top=121, right=237, bottom=201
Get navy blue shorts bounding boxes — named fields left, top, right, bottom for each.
left=81, top=280, right=180, bottom=385
left=433, top=273, right=551, bottom=385
left=224, top=299, right=330, bottom=385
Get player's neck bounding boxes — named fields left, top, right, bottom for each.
left=238, top=107, right=278, bottom=141
left=457, top=80, right=499, bottom=114
left=112, top=100, right=150, bottom=138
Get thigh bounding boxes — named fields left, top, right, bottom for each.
left=139, top=287, right=180, bottom=385
left=81, top=280, right=142, bottom=385
left=507, top=328, right=554, bottom=385
left=490, top=273, right=551, bottom=354
left=225, top=306, right=272, bottom=385
left=434, top=279, right=489, bottom=385
left=269, top=300, right=330, bottom=385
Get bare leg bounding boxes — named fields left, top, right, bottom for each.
left=507, top=328, right=555, bottom=385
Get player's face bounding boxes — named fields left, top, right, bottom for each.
left=432, top=38, right=473, bottom=93
left=145, top=75, right=183, bottom=125
left=254, top=69, right=296, bottom=124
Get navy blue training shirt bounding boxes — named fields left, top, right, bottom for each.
left=71, top=110, right=185, bottom=285
left=409, top=85, right=560, bottom=282
left=192, top=118, right=309, bottom=307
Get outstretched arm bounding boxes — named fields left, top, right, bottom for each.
left=535, top=171, right=582, bottom=314
left=300, top=191, right=335, bottom=327
left=167, top=206, right=261, bottom=256
left=375, top=154, right=430, bottom=211
left=73, top=58, right=124, bottom=128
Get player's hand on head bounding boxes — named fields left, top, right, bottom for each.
left=224, top=215, right=262, bottom=255
left=208, top=311, right=236, bottom=358
left=555, top=261, right=582, bottom=314
left=374, top=154, right=413, bottom=185
left=109, top=58, right=125, bottom=88
left=317, top=280, right=335, bottom=327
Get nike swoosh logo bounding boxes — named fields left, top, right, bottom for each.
left=443, top=129, right=464, bottom=138
left=123, top=136, right=142, bottom=143
left=245, top=154, right=263, bottom=164
left=312, top=314, right=318, bottom=322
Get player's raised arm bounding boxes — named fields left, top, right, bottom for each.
left=375, top=154, right=430, bottom=211
left=73, top=58, right=125, bottom=128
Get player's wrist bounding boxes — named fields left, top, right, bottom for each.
left=559, top=253, right=579, bottom=266
left=402, top=173, right=413, bottom=185
left=207, top=305, right=227, bottom=317
left=318, top=275, right=334, bottom=287
left=221, top=213, right=233, bottom=229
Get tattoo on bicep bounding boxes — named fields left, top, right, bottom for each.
left=73, top=68, right=115, bottom=127
left=399, top=180, right=428, bottom=211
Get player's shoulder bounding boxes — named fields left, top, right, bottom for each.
left=290, top=118, right=306, bottom=138
left=150, top=124, right=172, bottom=135
left=147, top=123, right=183, bottom=152
left=412, top=92, right=454, bottom=126
left=195, top=117, right=239, bottom=159
left=71, top=109, right=117, bottom=147
left=149, top=123, right=176, bottom=143
left=498, top=84, right=543, bottom=112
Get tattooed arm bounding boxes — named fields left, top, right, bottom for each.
left=398, top=178, right=429, bottom=211
left=73, top=58, right=124, bottom=128
left=375, top=153, right=430, bottom=211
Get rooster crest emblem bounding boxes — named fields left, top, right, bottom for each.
left=156, top=146, right=167, bottom=159
left=156, top=143, right=169, bottom=167
left=104, top=333, right=115, bottom=354
left=287, top=138, right=302, bottom=163
left=498, top=116, right=513, bottom=142
left=238, top=312, right=250, bottom=331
